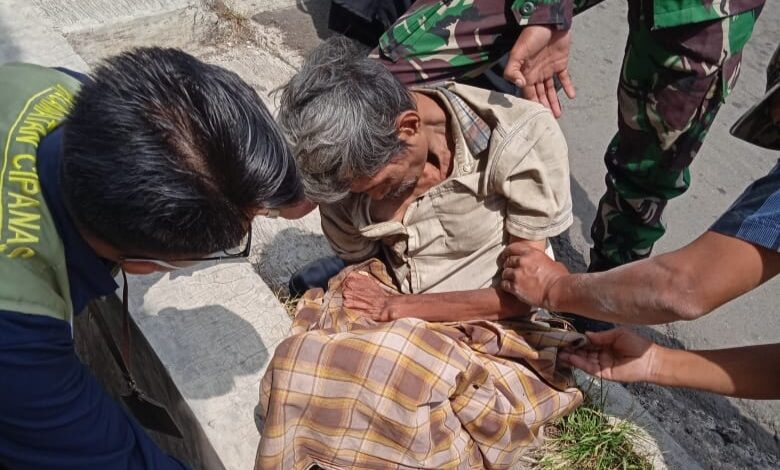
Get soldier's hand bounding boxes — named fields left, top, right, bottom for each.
left=500, top=243, right=569, bottom=308
left=504, top=25, right=575, bottom=118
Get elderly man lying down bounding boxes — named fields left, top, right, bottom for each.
left=256, top=37, right=584, bottom=470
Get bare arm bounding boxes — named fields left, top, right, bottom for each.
left=657, top=344, right=780, bottom=399
left=344, top=238, right=543, bottom=322
left=385, top=287, right=531, bottom=322
left=561, top=329, right=780, bottom=399
left=502, top=231, right=780, bottom=324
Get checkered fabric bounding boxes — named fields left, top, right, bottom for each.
left=256, top=260, right=585, bottom=470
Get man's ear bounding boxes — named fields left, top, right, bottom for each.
left=396, top=110, right=421, bottom=140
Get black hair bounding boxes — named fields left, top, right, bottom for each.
left=61, top=47, right=301, bottom=256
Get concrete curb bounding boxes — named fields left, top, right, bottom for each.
left=0, top=0, right=87, bottom=71
left=78, top=259, right=294, bottom=470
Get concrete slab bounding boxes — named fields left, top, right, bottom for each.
left=65, top=5, right=218, bottom=64
left=250, top=210, right=335, bottom=293
left=77, top=260, right=292, bottom=470
left=29, top=0, right=195, bottom=33
left=0, top=0, right=87, bottom=70
left=126, top=261, right=292, bottom=469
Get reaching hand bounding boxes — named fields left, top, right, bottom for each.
left=504, top=25, right=576, bottom=118
left=342, top=272, right=397, bottom=322
left=559, top=328, right=663, bottom=383
left=500, top=243, right=569, bottom=308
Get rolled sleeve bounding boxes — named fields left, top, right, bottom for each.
left=511, top=0, right=573, bottom=29
left=492, top=109, right=573, bottom=240
left=319, top=203, right=380, bottom=262
left=710, top=161, right=780, bottom=252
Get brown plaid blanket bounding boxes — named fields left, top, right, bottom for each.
left=256, top=260, right=585, bottom=470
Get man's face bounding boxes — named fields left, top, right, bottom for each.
left=350, top=145, right=427, bottom=200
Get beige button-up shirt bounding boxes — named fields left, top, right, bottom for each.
left=320, top=82, right=572, bottom=294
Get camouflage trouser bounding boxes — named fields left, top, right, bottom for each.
left=371, top=0, right=763, bottom=270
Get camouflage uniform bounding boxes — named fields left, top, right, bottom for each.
left=371, top=0, right=765, bottom=270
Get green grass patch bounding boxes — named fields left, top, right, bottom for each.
left=534, top=395, right=652, bottom=470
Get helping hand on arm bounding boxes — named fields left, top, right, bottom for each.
left=501, top=231, right=780, bottom=325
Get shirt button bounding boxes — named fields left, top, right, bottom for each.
left=461, top=163, right=473, bottom=173
left=521, top=2, right=535, bottom=15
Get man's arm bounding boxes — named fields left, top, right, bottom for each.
left=319, top=201, right=380, bottom=263
left=384, top=287, right=532, bottom=322
left=560, top=328, right=780, bottom=399
left=343, top=239, right=544, bottom=322
left=0, top=310, right=188, bottom=470
left=502, top=230, right=780, bottom=324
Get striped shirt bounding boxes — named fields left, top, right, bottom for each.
left=711, top=160, right=780, bottom=251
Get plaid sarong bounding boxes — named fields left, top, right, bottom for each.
left=256, top=260, right=585, bottom=470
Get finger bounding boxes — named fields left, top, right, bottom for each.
left=535, top=82, right=551, bottom=110
left=504, top=43, right=527, bottom=87
left=373, top=313, right=390, bottom=322
left=522, top=82, right=540, bottom=104
left=501, top=268, right=517, bottom=282
left=500, top=280, right=517, bottom=294
left=343, top=298, right=370, bottom=310
left=558, top=69, right=576, bottom=99
left=558, top=350, right=574, bottom=367
left=505, top=40, right=528, bottom=87
left=502, top=244, right=533, bottom=258
left=505, top=64, right=527, bottom=88
left=585, top=329, right=621, bottom=346
left=545, top=77, right=561, bottom=118
left=566, top=353, right=604, bottom=377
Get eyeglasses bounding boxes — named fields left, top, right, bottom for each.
left=120, top=229, right=253, bottom=270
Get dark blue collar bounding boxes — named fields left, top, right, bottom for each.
left=38, top=128, right=118, bottom=314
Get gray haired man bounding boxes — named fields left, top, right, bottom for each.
left=280, top=37, right=573, bottom=322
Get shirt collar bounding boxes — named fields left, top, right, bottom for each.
left=38, top=127, right=118, bottom=314
left=414, top=85, right=491, bottom=157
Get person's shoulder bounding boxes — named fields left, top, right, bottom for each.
left=711, top=161, right=780, bottom=252
left=319, top=195, right=364, bottom=219
left=444, top=82, right=555, bottom=131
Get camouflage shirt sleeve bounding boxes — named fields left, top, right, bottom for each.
left=511, top=0, right=573, bottom=30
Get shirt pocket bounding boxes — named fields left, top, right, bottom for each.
left=378, top=0, right=453, bottom=62
left=429, top=180, right=505, bottom=254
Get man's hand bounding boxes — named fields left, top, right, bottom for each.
left=342, top=272, right=397, bottom=321
left=504, top=25, right=575, bottom=118
left=559, top=328, right=663, bottom=383
left=500, top=243, right=569, bottom=308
